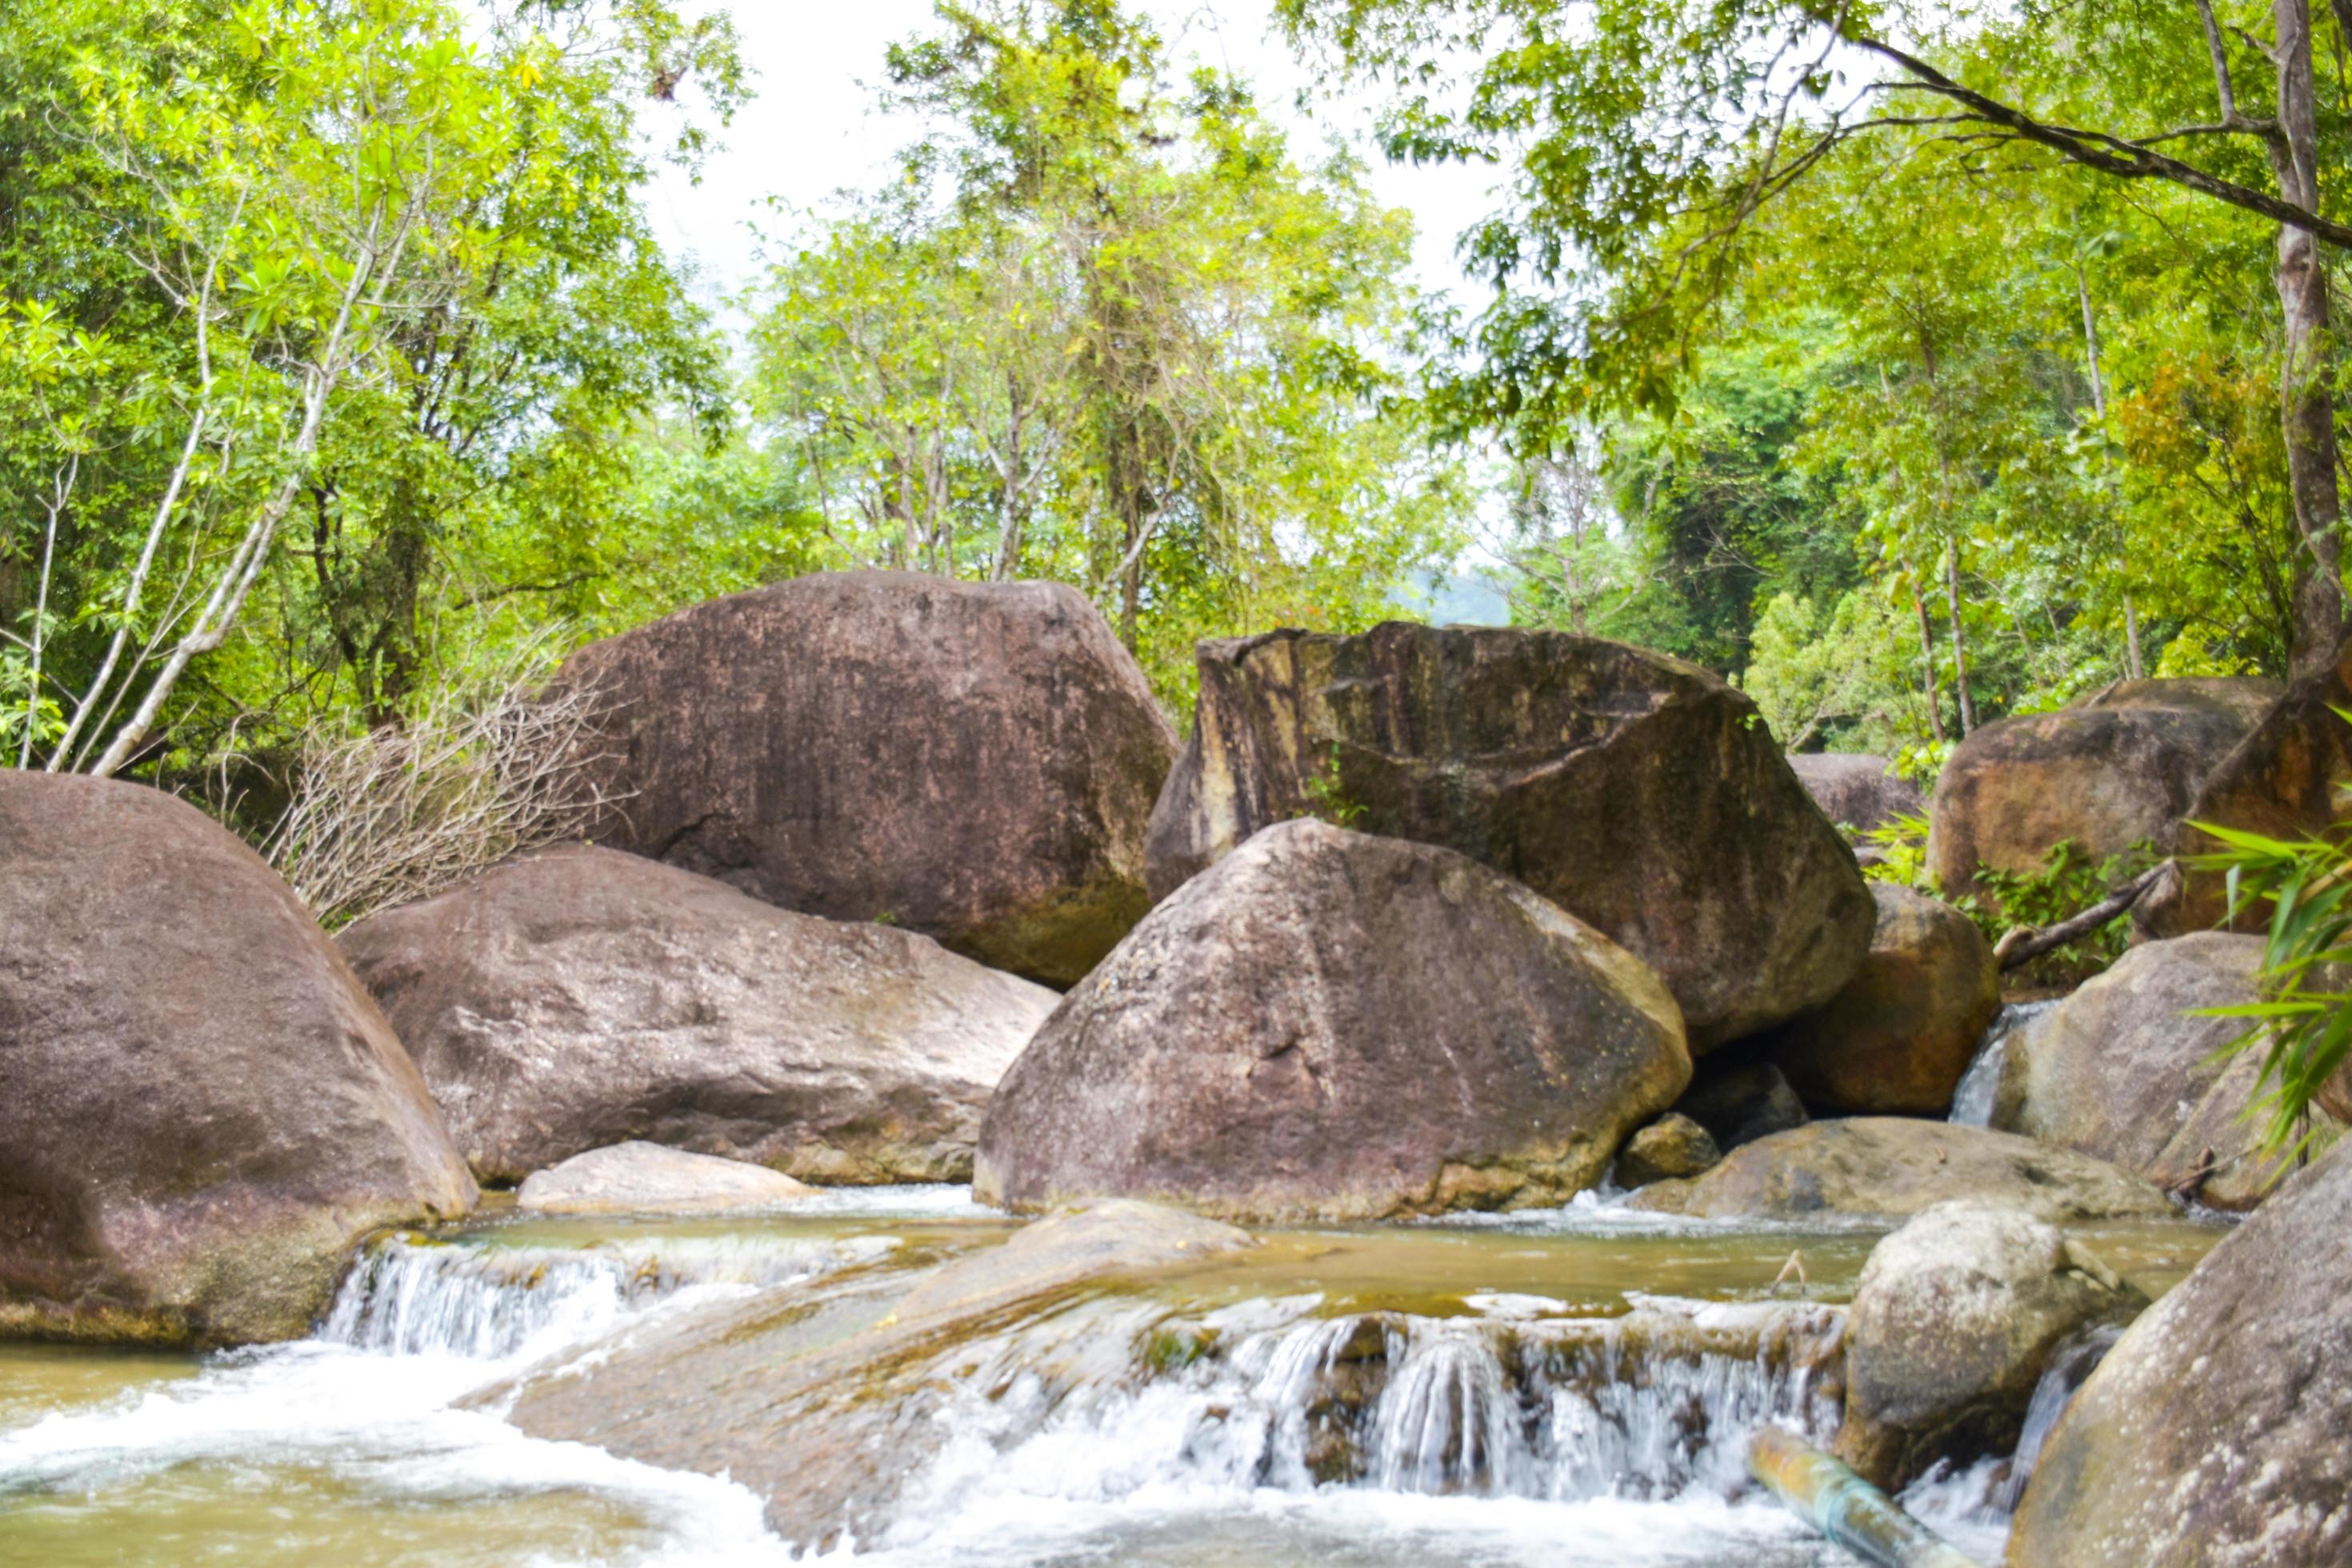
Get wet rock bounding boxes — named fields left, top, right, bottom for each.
left=2009, top=1142, right=2352, bottom=1566
left=1616, top=1114, right=1722, bottom=1188
left=1143, top=623, right=1873, bottom=1047
left=516, top=1142, right=813, bottom=1215
left=340, top=846, right=1057, bottom=1186
left=547, top=570, right=1177, bottom=985
left=1834, top=1202, right=2146, bottom=1491
left=0, top=773, right=475, bottom=1347
left=1627, top=1118, right=2176, bottom=1224
left=1763, top=884, right=2001, bottom=1117
left=1670, top=1058, right=1809, bottom=1152
left=1926, top=677, right=2278, bottom=910
left=976, top=819, right=1692, bottom=1222
left=499, top=1200, right=1256, bottom=1547
left=1991, top=933, right=2340, bottom=1210
left=1789, top=754, right=1925, bottom=838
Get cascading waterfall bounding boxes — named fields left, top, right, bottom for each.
left=322, top=1232, right=897, bottom=1360
left=1950, top=1000, right=2061, bottom=1126
left=1997, top=1322, right=2122, bottom=1510
left=893, top=1293, right=1846, bottom=1534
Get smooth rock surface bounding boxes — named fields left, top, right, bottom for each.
left=1789, top=753, right=1925, bottom=836
left=1834, top=1202, right=2146, bottom=1490
left=1764, top=884, right=2001, bottom=1116
left=500, top=1201, right=1256, bottom=1547
left=1615, top=1114, right=1722, bottom=1188
left=516, top=1142, right=814, bottom=1215
left=340, top=846, right=1058, bottom=1186
left=0, top=774, right=475, bottom=1346
left=548, top=570, right=1177, bottom=985
left=977, top=819, right=1693, bottom=1222
left=1927, top=677, right=2278, bottom=907
left=1627, top=1118, right=2177, bottom=1223
left=1993, top=933, right=2336, bottom=1210
left=2009, top=1143, right=2352, bottom=1566
left=1144, top=623, right=1874, bottom=1046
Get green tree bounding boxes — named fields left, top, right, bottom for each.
left=1279, top=0, right=2352, bottom=674
left=754, top=0, right=1467, bottom=706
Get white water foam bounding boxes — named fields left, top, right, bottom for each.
left=0, top=1230, right=895, bottom=1566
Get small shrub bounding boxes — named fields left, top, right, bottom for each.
left=264, top=634, right=626, bottom=928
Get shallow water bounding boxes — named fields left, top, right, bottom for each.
left=0, top=1187, right=2220, bottom=1566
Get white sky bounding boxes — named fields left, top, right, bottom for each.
left=641, top=1, right=1502, bottom=315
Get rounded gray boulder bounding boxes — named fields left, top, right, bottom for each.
left=978, top=818, right=1692, bottom=1222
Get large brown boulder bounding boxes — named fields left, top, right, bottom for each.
left=1628, top=1118, right=2177, bottom=1223
left=976, top=818, right=1692, bottom=1222
left=2142, top=638, right=2352, bottom=938
left=1927, top=678, right=2279, bottom=906
left=548, top=571, right=1178, bottom=985
left=1763, top=884, right=2001, bottom=1116
left=1143, top=623, right=1874, bottom=1047
left=339, top=846, right=1058, bottom=1186
left=1789, top=753, right=1925, bottom=836
left=1834, top=1202, right=2146, bottom=1491
left=1991, top=933, right=2338, bottom=1210
left=0, top=774, right=475, bottom=1347
left=2008, top=1143, right=2352, bottom=1566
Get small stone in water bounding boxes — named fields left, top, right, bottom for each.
left=1616, top=1114, right=1722, bottom=1188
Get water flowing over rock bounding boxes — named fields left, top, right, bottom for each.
left=546, top=570, right=1178, bottom=985
left=1764, top=883, right=2001, bottom=1117
left=1834, top=1202, right=2146, bottom=1492
left=517, top=1142, right=813, bottom=1215
left=324, top=1229, right=881, bottom=1361
left=498, top=1201, right=1259, bottom=1544
left=976, top=819, right=1692, bottom=1222
left=1628, top=1118, right=2177, bottom=1223
left=1926, top=677, right=2278, bottom=909
left=1142, top=623, right=1874, bottom=1047
left=1989, top=933, right=2338, bottom=1209
left=492, top=1202, right=1847, bottom=1552
left=1947, top=1002, right=2058, bottom=1129
left=339, top=846, right=1057, bottom=1185
left=0, top=772, right=475, bottom=1348
left=1789, top=754, right=1925, bottom=838
left=2009, top=1142, right=2352, bottom=1566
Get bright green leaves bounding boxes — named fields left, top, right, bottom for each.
left=751, top=0, right=1465, bottom=714
left=2189, top=822, right=2352, bottom=1162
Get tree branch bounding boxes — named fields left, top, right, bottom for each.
left=1835, top=30, right=2352, bottom=245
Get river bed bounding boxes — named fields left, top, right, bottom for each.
left=0, top=1189, right=2221, bottom=1566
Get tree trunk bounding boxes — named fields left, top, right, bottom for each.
left=2272, top=0, right=2346, bottom=675
left=1911, top=569, right=1946, bottom=744
left=2076, top=256, right=2146, bottom=682
left=1945, top=538, right=1977, bottom=734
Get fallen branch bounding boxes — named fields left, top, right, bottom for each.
left=1993, top=860, right=2171, bottom=971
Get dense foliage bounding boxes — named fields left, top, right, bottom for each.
left=747, top=0, right=1466, bottom=706
left=1282, top=0, right=2350, bottom=770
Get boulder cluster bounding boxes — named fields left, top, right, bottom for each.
left=4, top=569, right=2349, bottom=1560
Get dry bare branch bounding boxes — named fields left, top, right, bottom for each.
left=262, top=635, right=627, bottom=927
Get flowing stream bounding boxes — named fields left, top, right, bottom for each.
left=0, top=1190, right=2216, bottom=1566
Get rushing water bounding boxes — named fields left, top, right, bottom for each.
left=0, top=1190, right=2215, bottom=1566
left=1949, top=1000, right=2062, bottom=1126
